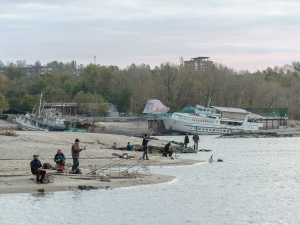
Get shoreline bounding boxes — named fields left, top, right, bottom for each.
left=0, top=131, right=202, bottom=195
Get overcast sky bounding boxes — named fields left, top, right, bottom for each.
left=0, top=0, right=299, bottom=71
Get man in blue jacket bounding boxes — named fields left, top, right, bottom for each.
left=54, top=149, right=66, bottom=168
left=30, top=154, right=46, bottom=184
left=126, top=142, right=134, bottom=151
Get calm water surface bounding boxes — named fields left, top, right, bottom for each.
left=2, top=136, right=300, bottom=225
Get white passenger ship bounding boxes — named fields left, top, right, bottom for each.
left=163, top=105, right=263, bottom=134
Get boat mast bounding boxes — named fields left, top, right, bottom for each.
left=207, top=97, right=212, bottom=107
left=38, top=90, right=42, bottom=119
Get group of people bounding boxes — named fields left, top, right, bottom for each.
left=110, top=142, right=135, bottom=151
left=30, top=138, right=84, bottom=184
left=184, top=133, right=200, bottom=150
left=31, top=133, right=201, bottom=184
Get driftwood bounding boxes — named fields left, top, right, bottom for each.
left=0, top=130, right=19, bottom=137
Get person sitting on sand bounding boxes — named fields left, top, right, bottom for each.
left=126, top=142, right=134, bottom=151
left=110, top=142, right=119, bottom=150
left=163, top=142, right=173, bottom=157
left=54, top=149, right=66, bottom=168
left=30, top=154, right=46, bottom=184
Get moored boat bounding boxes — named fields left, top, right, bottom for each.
left=163, top=105, right=263, bottom=134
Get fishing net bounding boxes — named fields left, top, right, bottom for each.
left=44, top=173, right=55, bottom=184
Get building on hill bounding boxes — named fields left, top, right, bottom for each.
left=184, top=56, right=213, bottom=72
left=26, top=66, right=53, bottom=75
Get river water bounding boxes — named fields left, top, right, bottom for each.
left=2, top=135, right=300, bottom=225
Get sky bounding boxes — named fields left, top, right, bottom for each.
left=0, top=0, right=300, bottom=71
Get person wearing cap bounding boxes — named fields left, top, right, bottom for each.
left=71, top=138, right=83, bottom=174
left=30, top=154, right=46, bottom=184
left=184, top=133, right=189, bottom=148
left=54, top=149, right=66, bottom=169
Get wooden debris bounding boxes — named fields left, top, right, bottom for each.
left=0, top=130, right=19, bottom=137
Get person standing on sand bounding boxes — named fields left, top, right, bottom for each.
left=193, top=133, right=200, bottom=150
left=71, top=138, right=83, bottom=174
left=30, top=154, right=46, bottom=184
left=142, top=134, right=151, bottom=160
left=184, top=133, right=189, bottom=148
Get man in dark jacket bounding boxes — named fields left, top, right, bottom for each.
left=54, top=149, right=66, bottom=168
left=163, top=142, right=173, bottom=157
left=142, top=134, right=150, bottom=160
left=184, top=133, right=189, bottom=148
left=71, top=138, right=83, bottom=174
left=30, top=154, right=46, bottom=184
left=192, top=133, right=200, bottom=150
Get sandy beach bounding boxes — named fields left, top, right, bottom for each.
left=0, top=131, right=201, bottom=194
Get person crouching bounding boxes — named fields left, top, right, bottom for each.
left=30, top=154, right=46, bottom=184
left=54, top=149, right=66, bottom=169
left=163, top=142, right=173, bottom=157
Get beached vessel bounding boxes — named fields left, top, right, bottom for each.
left=16, top=91, right=70, bottom=132
left=16, top=114, right=48, bottom=131
left=43, top=110, right=69, bottom=131
left=163, top=104, right=263, bottom=134
left=16, top=111, right=70, bottom=132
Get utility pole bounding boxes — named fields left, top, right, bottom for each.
left=94, top=55, right=96, bottom=65
left=130, top=95, right=132, bottom=117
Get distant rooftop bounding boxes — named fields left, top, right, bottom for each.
left=191, top=57, right=210, bottom=61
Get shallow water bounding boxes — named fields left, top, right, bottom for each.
left=2, top=136, right=300, bottom=225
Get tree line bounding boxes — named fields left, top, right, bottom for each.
left=0, top=59, right=300, bottom=118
